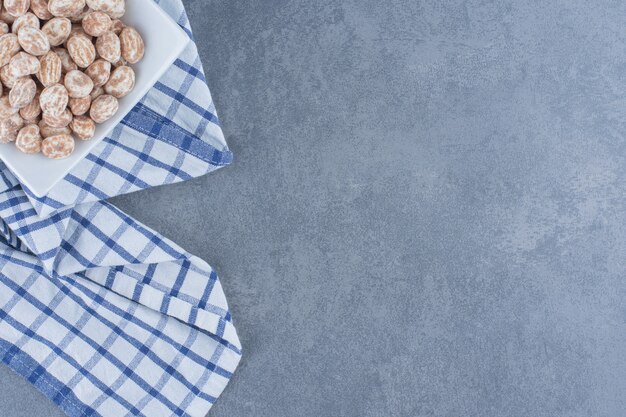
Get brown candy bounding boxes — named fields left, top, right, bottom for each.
left=66, top=33, right=94, bottom=67
left=119, top=27, right=143, bottom=64
left=15, top=124, right=42, bottom=153
left=38, top=119, right=70, bottom=137
left=4, top=0, right=30, bottom=18
left=42, top=107, right=72, bottom=127
left=84, top=58, right=110, bottom=87
left=110, top=19, right=124, bottom=35
left=19, top=91, right=41, bottom=120
left=82, top=11, right=111, bottom=37
left=38, top=50, right=62, bottom=86
left=69, top=114, right=94, bottom=139
left=68, top=5, right=89, bottom=23
left=0, top=96, right=19, bottom=119
left=89, top=93, right=117, bottom=123
left=53, top=47, right=76, bottom=72
left=41, top=133, right=74, bottom=158
left=104, top=64, right=133, bottom=98
left=89, top=85, right=103, bottom=100
left=12, top=12, right=39, bottom=34
left=86, top=0, right=124, bottom=17
left=9, top=76, right=36, bottom=108
left=68, top=95, right=89, bottom=115
left=64, top=69, right=93, bottom=98
left=41, top=17, right=71, bottom=46
left=30, top=0, right=54, bottom=20
left=39, top=83, right=68, bottom=115
left=17, top=26, right=50, bottom=55
left=48, top=0, right=86, bottom=18
left=8, top=51, right=40, bottom=77
left=0, top=33, right=21, bottom=66
left=0, top=9, right=17, bottom=25
left=0, top=65, right=19, bottom=88
left=95, top=30, right=119, bottom=63
left=0, top=113, right=24, bottom=143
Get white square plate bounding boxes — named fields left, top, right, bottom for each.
left=0, top=0, right=190, bottom=197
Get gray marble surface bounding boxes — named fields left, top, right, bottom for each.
left=2, top=0, right=626, bottom=416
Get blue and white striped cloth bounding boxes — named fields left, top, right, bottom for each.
left=0, top=1, right=241, bottom=416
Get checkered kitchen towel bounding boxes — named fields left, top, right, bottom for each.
left=0, top=1, right=241, bottom=416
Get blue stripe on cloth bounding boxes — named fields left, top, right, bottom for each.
left=101, top=137, right=194, bottom=181
left=71, top=270, right=241, bottom=358
left=0, top=250, right=239, bottom=368
left=84, top=154, right=151, bottom=189
left=0, top=339, right=99, bottom=417
left=152, top=82, right=220, bottom=125
left=0, top=264, right=227, bottom=411
left=174, top=59, right=207, bottom=83
left=0, top=308, right=157, bottom=416
left=22, top=187, right=66, bottom=210
left=122, top=103, right=233, bottom=166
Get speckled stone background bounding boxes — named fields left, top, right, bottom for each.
left=2, top=0, right=626, bottom=416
